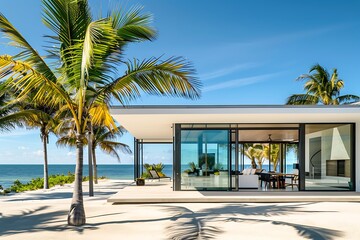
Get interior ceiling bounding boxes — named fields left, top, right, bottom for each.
left=181, top=129, right=299, bottom=143
left=238, top=129, right=299, bottom=142
left=305, top=124, right=347, bottom=134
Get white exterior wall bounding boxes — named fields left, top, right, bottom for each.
left=356, top=121, right=360, bottom=192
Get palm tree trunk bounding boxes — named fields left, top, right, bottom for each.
left=42, top=130, right=49, bottom=190
left=251, top=158, right=257, bottom=169
left=92, top=148, right=98, bottom=184
left=68, top=134, right=86, bottom=226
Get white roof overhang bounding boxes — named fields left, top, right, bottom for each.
left=110, top=105, right=360, bottom=142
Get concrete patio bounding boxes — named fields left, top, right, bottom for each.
left=107, top=181, right=360, bottom=204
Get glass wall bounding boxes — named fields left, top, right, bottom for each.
left=283, top=143, right=298, bottom=174
left=180, top=129, right=229, bottom=190
left=305, top=124, right=354, bottom=190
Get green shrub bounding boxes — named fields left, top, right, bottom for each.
left=4, top=172, right=106, bottom=193
left=142, top=162, right=168, bottom=178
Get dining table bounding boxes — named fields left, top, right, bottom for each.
left=269, top=173, right=297, bottom=189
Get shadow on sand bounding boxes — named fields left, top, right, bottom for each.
left=0, top=202, right=344, bottom=239
left=161, top=203, right=343, bottom=240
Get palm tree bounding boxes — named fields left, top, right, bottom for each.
left=262, top=144, right=280, bottom=171
left=1, top=83, right=57, bottom=189
left=243, top=144, right=258, bottom=169
left=286, top=64, right=359, bottom=105
left=0, top=0, right=200, bottom=226
left=3, top=99, right=57, bottom=189
left=253, top=144, right=266, bottom=169
left=57, top=124, right=131, bottom=184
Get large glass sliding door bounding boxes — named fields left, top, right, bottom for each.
left=175, top=123, right=354, bottom=192
left=180, top=129, right=230, bottom=190
left=304, top=124, right=354, bottom=190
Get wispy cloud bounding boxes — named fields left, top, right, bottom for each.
left=32, top=150, right=43, bottom=157
left=0, top=129, right=36, bottom=138
left=18, top=146, right=29, bottom=150
left=203, top=72, right=284, bottom=93
left=229, top=24, right=352, bottom=49
left=199, top=63, right=258, bottom=81
left=67, top=151, right=76, bottom=156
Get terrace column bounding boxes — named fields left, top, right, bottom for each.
left=174, top=124, right=182, bottom=191
left=134, top=138, right=141, bottom=180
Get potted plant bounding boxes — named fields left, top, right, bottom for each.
left=214, top=171, right=220, bottom=185
left=136, top=178, right=145, bottom=186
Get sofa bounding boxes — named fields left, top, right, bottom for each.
left=232, top=168, right=259, bottom=189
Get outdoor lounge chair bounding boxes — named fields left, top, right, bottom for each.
left=149, top=170, right=171, bottom=181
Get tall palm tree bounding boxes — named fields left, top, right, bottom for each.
left=57, top=124, right=131, bottom=184
left=0, top=0, right=200, bottom=226
left=286, top=64, right=359, bottom=105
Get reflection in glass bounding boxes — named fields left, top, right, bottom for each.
left=305, top=124, right=353, bottom=190
left=180, top=129, right=229, bottom=190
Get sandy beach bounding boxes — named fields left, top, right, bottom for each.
left=0, top=179, right=359, bottom=239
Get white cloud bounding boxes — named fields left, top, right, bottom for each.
left=32, top=150, right=43, bottom=157
left=18, top=146, right=29, bottom=150
left=199, top=63, right=258, bottom=81
left=67, top=151, right=76, bottom=156
left=203, top=72, right=284, bottom=93
left=228, top=24, right=349, bottom=50
left=0, top=129, right=37, bottom=137
left=3, top=151, right=13, bottom=157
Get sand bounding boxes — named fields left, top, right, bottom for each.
left=1, top=179, right=360, bottom=240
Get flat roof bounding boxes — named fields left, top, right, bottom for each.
left=110, top=105, right=360, bottom=141
left=111, top=104, right=360, bottom=109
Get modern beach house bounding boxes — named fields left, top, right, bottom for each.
left=111, top=105, right=360, bottom=193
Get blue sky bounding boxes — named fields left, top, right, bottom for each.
left=0, top=0, right=359, bottom=164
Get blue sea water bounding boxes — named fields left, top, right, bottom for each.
left=0, top=164, right=173, bottom=189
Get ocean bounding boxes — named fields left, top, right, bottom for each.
left=0, top=164, right=173, bottom=189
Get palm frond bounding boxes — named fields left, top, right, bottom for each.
left=98, top=140, right=131, bottom=161
left=337, top=94, right=360, bottom=104
left=56, top=134, right=86, bottom=148
left=0, top=55, right=75, bottom=114
left=42, top=0, right=91, bottom=48
left=96, top=56, right=201, bottom=105
left=286, top=94, right=319, bottom=105
left=0, top=13, right=56, bottom=81
left=112, top=5, right=157, bottom=43
left=89, top=103, right=116, bottom=130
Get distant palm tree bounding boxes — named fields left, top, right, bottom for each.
left=286, top=64, right=359, bottom=105
left=243, top=144, right=258, bottom=169
left=57, top=124, right=131, bottom=184
left=8, top=103, right=58, bottom=190
left=0, top=0, right=200, bottom=226
left=1, top=86, right=57, bottom=189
